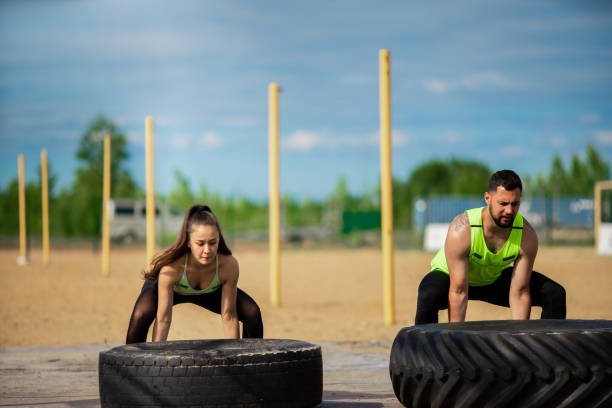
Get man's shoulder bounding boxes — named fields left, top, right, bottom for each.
left=520, top=217, right=538, bottom=252
left=450, top=211, right=470, bottom=233
left=446, top=212, right=472, bottom=254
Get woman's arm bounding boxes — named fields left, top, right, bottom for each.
left=220, top=256, right=240, bottom=339
left=153, top=268, right=175, bottom=342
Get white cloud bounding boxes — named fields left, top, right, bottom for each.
left=440, top=131, right=461, bottom=144
left=282, top=128, right=410, bottom=151
left=218, top=115, right=260, bottom=128
left=282, top=130, right=324, bottom=151
left=501, top=146, right=524, bottom=158
left=595, top=131, right=612, bottom=145
left=422, top=78, right=450, bottom=94
left=170, top=135, right=191, bottom=150
left=580, top=113, right=600, bottom=123
left=423, top=71, right=514, bottom=94
left=461, top=72, right=512, bottom=90
left=199, top=131, right=223, bottom=148
left=126, top=132, right=142, bottom=144
left=392, top=129, right=410, bottom=147
left=550, top=136, right=568, bottom=148
left=341, top=74, right=375, bottom=85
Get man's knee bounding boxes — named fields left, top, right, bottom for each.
left=538, top=279, right=566, bottom=319
left=543, top=281, right=566, bottom=305
left=417, top=272, right=449, bottom=306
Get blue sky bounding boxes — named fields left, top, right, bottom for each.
left=1, top=1, right=612, bottom=201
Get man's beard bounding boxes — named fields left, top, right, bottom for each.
left=489, top=206, right=514, bottom=228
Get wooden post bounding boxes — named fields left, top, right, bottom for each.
left=101, top=134, right=111, bottom=276
left=268, top=83, right=281, bottom=307
left=379, top=49, right=395, bottom=326
left=41, top=149, right=50, bottom=265
left=145, top=116, right=156, bottom=266
left=17, top=154, right=28, bottom=265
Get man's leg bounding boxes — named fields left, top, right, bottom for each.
left=470, top=268, right=566, bottom=319
left=415, top=270, right=450, bottom=324
left=529, top=271, right=566, bottom=319
left=469, top=268, right=512, bottom=307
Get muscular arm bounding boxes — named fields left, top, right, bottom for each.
left=220, top=257, right=240, bottom=339
left=446, top=213, right=472, bottom=322
left=153, top=268, right=175, bottom=342
left=509, top=219, right=537, bottom=320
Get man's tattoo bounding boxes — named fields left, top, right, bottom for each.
left=454, top=213, right=469, bottom=232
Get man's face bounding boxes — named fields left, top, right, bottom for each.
left=484, top=186, right=521, bottom=228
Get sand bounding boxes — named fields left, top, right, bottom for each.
left=1, top=245, right=611, bottom=346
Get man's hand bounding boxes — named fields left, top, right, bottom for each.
left=509, top=219, right=537, bottom=319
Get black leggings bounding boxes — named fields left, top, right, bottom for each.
left=415, top=268, right=566, bottom=324
left=125, top=280, right=264, bottom=343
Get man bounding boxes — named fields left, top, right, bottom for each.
left=415, top=170, right=566, bottom=324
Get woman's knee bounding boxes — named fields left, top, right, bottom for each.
left=131, top=305, right=156, bottom=326
left=239, top=300, right=262, bottom=323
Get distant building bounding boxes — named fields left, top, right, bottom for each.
left=108, top=199, right=183, bottom=243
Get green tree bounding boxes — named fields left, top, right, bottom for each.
left=394, top=158, right=491, bottom=228
left=64, top=115, right=140, bottom=236
left=167, top=170, right=195, bottom=211
left=540, top=143, right=609, bottom=197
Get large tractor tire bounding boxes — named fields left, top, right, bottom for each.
left=99, top=339, right=322, bottom=407
left=390, top=319, right=612, bottom=408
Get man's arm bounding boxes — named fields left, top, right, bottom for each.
left=446, top=213, right=472, bottom=322
left=509, top=219, right=537, bottom=319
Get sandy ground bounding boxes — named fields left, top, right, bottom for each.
left=1, top=245, right=611, bottom=347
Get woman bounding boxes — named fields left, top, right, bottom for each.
left=125, top=205, right=263, bottom=343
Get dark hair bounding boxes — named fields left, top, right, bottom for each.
left=144, top=205, right=231, bottom=280
left=488, top=170, right=522, bottom=193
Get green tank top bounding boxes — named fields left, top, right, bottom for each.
left=430, top=207, right=524, bottom=286
left=175, top=253, right=221, bottom=294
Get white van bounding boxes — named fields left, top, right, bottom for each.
left=108, top=199, right=184, bottom=243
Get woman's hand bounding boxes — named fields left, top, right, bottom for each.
left=153, top=267, right=175, bottom=341
left=220, top=256, right=240, bottom=339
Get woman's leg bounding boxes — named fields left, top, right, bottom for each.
left=236, top=288, right=263, bottom=338
left=125, top=280, right=158, bottom=344
left=178, top=288, right=263, bottom=338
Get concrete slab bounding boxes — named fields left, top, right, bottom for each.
left=0, top=341, right=401, bottom=407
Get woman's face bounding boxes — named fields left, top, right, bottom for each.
left=187, top=224, right=219, bottom=265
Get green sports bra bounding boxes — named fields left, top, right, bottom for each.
left=175, top=253, right=221, bottom=294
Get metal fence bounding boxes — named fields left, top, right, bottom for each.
left=414, top=196, right=595, bottom=245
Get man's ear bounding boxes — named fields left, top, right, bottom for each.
left=484, top=191, right=491, bottom=205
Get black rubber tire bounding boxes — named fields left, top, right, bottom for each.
left=99, top=339, right=322, bottom=407
left=389, top=319, right=612, bottom=408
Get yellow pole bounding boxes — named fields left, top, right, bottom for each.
left=101, top=134, right=111, bottom=277
left=41, top=149, right=50, bottom=265
left=379, top=49, right=395, bottom=326
left=145, top=116, right=156, bottom=266
left=268, top=83, right=281, bottom=307
left=17, top=154, right=28, bottom=265
left=594, top=180, right=612, bottom=251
